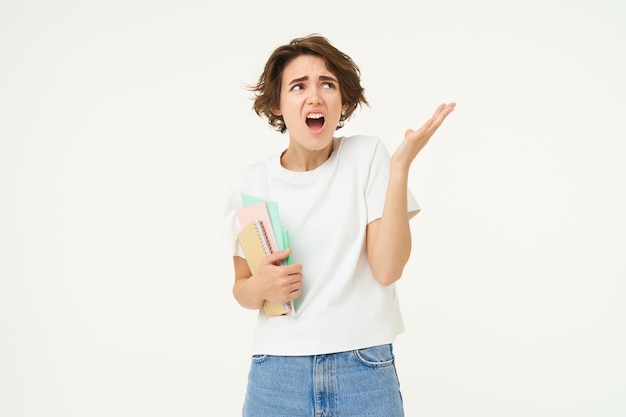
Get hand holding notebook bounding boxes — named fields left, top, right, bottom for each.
left=236, top=198, right=297, bottom=317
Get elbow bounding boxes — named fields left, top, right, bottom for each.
left=372, top=266, right=405, bottom=286
left=232, top=282, right=264, bottom=310
left=368, top=243, right=411, bottom=286
left=370, top=252, right=410, bottom=286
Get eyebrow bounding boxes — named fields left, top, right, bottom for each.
left=288, top=75, right=338, bottom=85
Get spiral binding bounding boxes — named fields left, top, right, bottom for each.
left=253, top=220, right=272, bottom=255
left=254, top=219, right=293, bottom=315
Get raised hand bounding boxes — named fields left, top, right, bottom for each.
left=391, top=102, right=456, bottom=171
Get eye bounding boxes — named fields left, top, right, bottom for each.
left=290, top=83, right=304, bottom=91
left=322, top=82, right=336, bottom=89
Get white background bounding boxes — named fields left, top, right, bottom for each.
left=1, top=0, right=625, bottom=416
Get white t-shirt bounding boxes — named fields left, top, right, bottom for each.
left=223, top=135, right=420, bottom=355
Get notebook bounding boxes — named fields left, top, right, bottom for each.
left=236, top=202, right=279, bottom=254
left=237, top=220, right=272, bottom=275
left=236, top=205, right=295, bottom=317
left=242, top=195, right=285, bottom=252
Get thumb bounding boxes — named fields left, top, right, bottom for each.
left=265, top=249, right=291, bottom=264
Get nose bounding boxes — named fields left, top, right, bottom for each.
left=306, top=88, right=323, bottom=105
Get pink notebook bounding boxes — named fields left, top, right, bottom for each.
left=235, top=202, right=278, bottom=254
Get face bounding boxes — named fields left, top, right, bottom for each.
left=273, top=55, right=347, bottom=152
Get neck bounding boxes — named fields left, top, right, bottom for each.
left=280, top=140, right=334, bottom=172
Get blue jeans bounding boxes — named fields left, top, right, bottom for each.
left=242, top=344, right=404, bottom=417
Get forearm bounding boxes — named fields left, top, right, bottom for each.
left=232, top=277, right=264, bottom=310
left=368, top=167, right=412, bottom=285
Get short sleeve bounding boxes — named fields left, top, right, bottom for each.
left=222, top=182, right=245, bottom=257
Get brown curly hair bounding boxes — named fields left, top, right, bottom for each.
left=249, top=34, right=369, bottom=133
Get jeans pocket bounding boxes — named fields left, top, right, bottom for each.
left=353, top=344, right=395, bottom=368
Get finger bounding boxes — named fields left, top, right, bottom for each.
left=433, top=103, right=447, bottom=115
left=285, top=263, right=303, bottom=275
left=288, top=276, right=303, bottom=289
left=289, top=279, right=304, bottom=295
left=406, top=103, right=456, bottom=140
left=438, top=102, right=456, bottom=118
left=287, top=288, right=301, bottom=301
left=289, top=272, right=303, bottom=284
left=428, top=103, right=456, bottom=129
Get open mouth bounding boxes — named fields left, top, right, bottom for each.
left=306, top=113, right=325, bottom=130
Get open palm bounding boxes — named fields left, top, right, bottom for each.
left=391, top=102, right=456, bottom=170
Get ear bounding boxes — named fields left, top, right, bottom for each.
left=342, top=103, right=348, bottom=111
left=271, top=107, right=282, bottom=116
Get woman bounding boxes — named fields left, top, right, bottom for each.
left=224, top=34, right=455, bottom=416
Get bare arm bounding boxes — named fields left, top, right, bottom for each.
left=232, top=249, right=303, bottom=310
left=367, top=103, right=456, bottom=285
